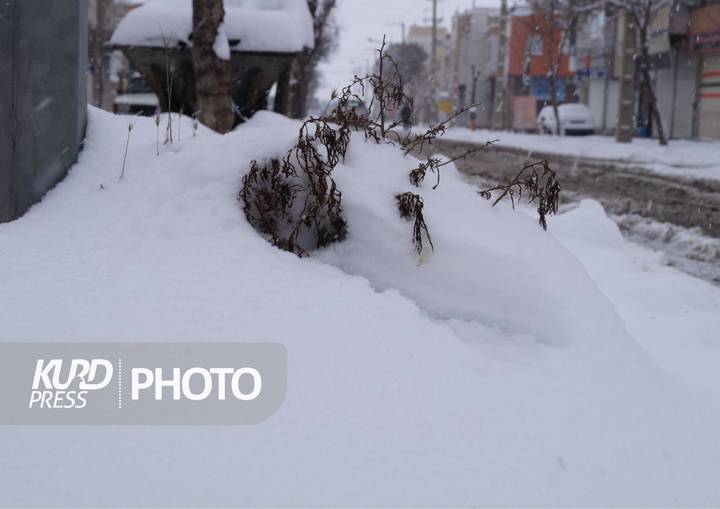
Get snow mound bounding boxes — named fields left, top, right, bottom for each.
left=109, top=0, right=314, bottom=54
left=317, top=143, right=632, bottom=351
left=552, top=200, right=720, bottom=398
left=0, top=108, right=719, bottom=507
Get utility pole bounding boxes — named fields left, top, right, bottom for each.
left=615, top=10, right=635, bottom=143
left=430, top=0, right=438, bottom=124
left=387, top=22, right=406, bottom=43
left=454, top=14, right=471, bottom=111
left=491, top=0, right=508, bottom=130
left=471, top=64, right=481, bottom=106
left=453, top=15, right=462, bottom=115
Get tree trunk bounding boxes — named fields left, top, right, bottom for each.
left=546, top=31, right=561, bottom=135
left=631, top=3, right=667, bottom=146
left=286, top=0, right=338, bottom=119
left=290, top=49, right=311, bottom=119
left=638, top=31, right=668, bottom=145
left=288, top=0, right=318, bottom=119
left=550, top=82, right=561, bottom=135
left=192, top=0, right=234, bottom=133
left=548, top=0, right=562, bottom=135
left=274, top=63, right=292, bottom=116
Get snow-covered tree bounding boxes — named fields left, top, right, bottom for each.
left=284, top=0, right=339, bottom=119
left=384, top=42, right=429, bottom=98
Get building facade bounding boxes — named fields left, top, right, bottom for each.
left=407, top=24, right=449, bottom=122
left=506, top=5, right=576, bottom=130
left=449, top=8, right=500, bottom=128
left=688, top=1, right=720, bottom=139
left=445, top=0, right=719, bottom=140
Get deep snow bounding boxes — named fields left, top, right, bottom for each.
left=0, top=108, right=718, bottom=507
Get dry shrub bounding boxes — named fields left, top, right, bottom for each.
left=239, top=119, right=349, bottom=256
left=240, top=36, right=562, bottom=257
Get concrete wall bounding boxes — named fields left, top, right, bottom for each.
left=588, top=78, right=619, bottom=134
left=697, top=53, right=720, bottom=140
left=0, top=1, right=87, bottom=223
left=0, top=4, right=14, bottom=222
left=655, top=52, right=698, bottom=140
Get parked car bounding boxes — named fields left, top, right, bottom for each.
left=113, top=74, right=159, bottom=116
left=321, top=98, right=369, bottom=119
left=537, top=103, right=595, bottom=136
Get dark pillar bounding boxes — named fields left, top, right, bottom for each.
left=0, top=0, right=88, bottom=223
left=615, top=11, right=635, bottom=143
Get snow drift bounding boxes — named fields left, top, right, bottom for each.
left=0, top=108, right=718, bottom=507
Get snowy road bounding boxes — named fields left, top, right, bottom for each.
left=435, top=139, right=720, bottom=285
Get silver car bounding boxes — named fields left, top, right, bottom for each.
left=537, top=103, right=595, bottom=136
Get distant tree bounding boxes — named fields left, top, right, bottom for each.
left=283, top=0, right=339, bottom=119
left=88, top=0, right=114, bottom=110
left=383, top=42, right=429, bottom=99
left=192, top=0, right=234, bottom=133
left=523, top=0, right=575, bottom=135
left=608, top=0, right=669, bottom=145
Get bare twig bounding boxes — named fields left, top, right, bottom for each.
left=120, top=118, right=136, bottom=180
left=479, top=160, right=561, bottom=230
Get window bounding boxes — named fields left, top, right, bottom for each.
left=527, top=35, right=543, bottom=56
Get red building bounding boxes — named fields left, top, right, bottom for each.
left=507, top=9, right=575, bottom=116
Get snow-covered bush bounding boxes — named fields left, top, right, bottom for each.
left=239, top=118, right=349, bottom=256
left=240, top=37, right=562, bottom=256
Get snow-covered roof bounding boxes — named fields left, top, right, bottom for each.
left=109, top=0, right=314, bottom=54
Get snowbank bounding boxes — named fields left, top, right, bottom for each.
left=0, top=108, right=718, bottom=507
left=552, top=199, right=720, bottom=398
left=109, top=0, right=314, bottom=54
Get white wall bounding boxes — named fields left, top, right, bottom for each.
left=588, top=77, right=619, bottom=134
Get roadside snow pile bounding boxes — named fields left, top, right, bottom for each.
left=612, top=213, right=720, bottom=284
left=315, top=138, right=628, bottom=350
left=0, top=108, right=719, bottom=507
left=616, top=213, right=720, bottom=265
left=109, top=0, right=314, bottom=54
left=553, top=200, right=720, bottom=398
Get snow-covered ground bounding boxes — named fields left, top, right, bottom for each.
left=0, top=108, right=718, bottom=507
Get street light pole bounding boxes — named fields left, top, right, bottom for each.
left=615, top=11, right=635, bottom=143
left=471, top=64, right=480, bottom=106
left=491, top=0, right=508, bottom=131
left=430, top=0, right=438, bottom=124
left=387, top=22, right=406, bottom=43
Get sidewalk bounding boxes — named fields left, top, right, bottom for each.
left=443, top=128, right=720, bottom=181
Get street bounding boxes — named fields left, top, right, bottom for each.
left=434, top=139, right=720, bottom=285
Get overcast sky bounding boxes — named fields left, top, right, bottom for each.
left=315, top=0, right=501, bottom=101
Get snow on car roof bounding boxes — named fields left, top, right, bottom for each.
left=109, top=0, right=314, bottom=54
